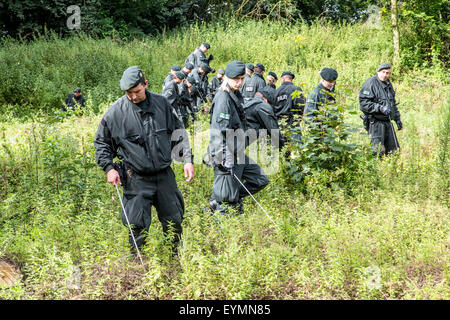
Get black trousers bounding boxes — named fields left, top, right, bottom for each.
left=121, top=167, right=185, bottom=249
left=210, top=155, right=269, bottom=213
left=369, top=120, right=400, bottom=156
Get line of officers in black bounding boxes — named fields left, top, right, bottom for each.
left=94, top=42, right=402, bottom=256
left=161, top=43, right=401, bottom=160
left=160, top=41, right=313, bottom=140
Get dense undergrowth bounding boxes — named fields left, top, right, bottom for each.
left=0, top=19, right=448, bottom=299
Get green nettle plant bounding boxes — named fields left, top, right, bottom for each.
left=282, top=99, right=369, bottom=192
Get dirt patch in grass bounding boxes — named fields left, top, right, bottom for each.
left=0, top=259, right=21, bottom=287
left=404, top=260, right=444, bottom=289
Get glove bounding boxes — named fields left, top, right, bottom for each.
left=217, top=161, right=234, bottom=176
left=207, top=54, right=214, bottom=62
left=379, top=104, right=391, bottom=116
left=396, top=119, right=403, bottom=130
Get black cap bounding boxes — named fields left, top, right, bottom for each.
left=320, top=68, right=338, bottom=81
left=73, top=87, right=81, bottom=93
left=268, top=72, right=278, bottom=80
left=202, top=42, right=210, bottom=49
left=281, top=71, right=295, bottom=79
left=255, top=63, right=265, bottom=71
left=175, top=71, right=186, bottom=80
left=225, top=60, right=246, bottom=78
left=186, top=75, right=197, bottom=84
left=257, top=87, right=274, bottom=105
left=171, top=65, right=182, bottom=71
left=120, top=66, right=145, bottom=90
left=184, top=62, right=194, bottom=70
left=377, top=62, right=391, bottom=72
left=246, top=63, right=254, bottom=71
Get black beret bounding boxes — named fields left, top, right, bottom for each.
left=73, top=87, right=81, bottom=93
left=200, top=62, right=212, bottom=73
left=377, top=62, right=391, bottom=72
left=202, top=42, right=210, bottom=49
left=186, top=75, right=197, bottom=84
left=171, top=65, right=182, bottom=71
left=320, top=68, right=338, bottom=81
left=184, top=62, right=194, bottom=70
left=225, top=60, right=246, bottom=78
left=255, top=63, right=265, bottom=71
left=281, top=71, right=295, bottom=79
left=268, top=72, right=278, bottom=80
left=175, top=71, right=186, bottom=80
left=257, top=87, right=274, bottom=105
left=246, top=63, right=254, bottom=71
left=120, top=66, right=145, bottom=90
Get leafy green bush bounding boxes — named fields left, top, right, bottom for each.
left=281, top=97, right=372, bottom=193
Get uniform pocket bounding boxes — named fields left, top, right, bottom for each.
left=154, top=129, right=172, bottom=162
left=125, top=134, right=145, bottom=145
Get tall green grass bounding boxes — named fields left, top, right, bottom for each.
left=0, top=19, right=397, bottom=115
left=0, top=19, right=448, bottom=300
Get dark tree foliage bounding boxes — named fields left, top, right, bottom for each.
left=395, top=0, right=449, bottom=69
left=0, top=0, right=378, bottom=39
left=0, top=0, right=447, bottom=68
left=232, top=0, right=376, bottom=22
left=0, top=0, right=234, bottom=39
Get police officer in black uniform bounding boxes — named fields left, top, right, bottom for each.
left=185, top=42, right=213, bottom=69
left=240, top=63, right=254, bottom=95
left=208, top=68, right=224, bottom=102
left=359, top=63, right=402, bottom=156
left=243, top=87, right=285, bottom=149
left=208, top=61, right=268, bottom=215
left=242, top=63, right=266, bottom=99
left=162, top=70, right=186, bottom=125
left=162, top=65, right=182, bottom=90
left=304, top=68, right=338, bottom=119
left=191, top=62, right=213, bottom=110
left=273, top=71, right=305, bottom=143
left=62, top=87, right=86, bottom=111
left=94, top=66, right=194, bottom=255
left=179, top=74, right=199, bottom=126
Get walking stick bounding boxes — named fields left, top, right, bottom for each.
left=232, top=173, right=280, bottom=231
left=115, top=184, right=145, bottom=267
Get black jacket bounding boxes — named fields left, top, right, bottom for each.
left=62, top=93, right=85, bottom=111
left=359, top=75, right=400, bottom=122
left=243, top=96, right=284, bottom=147
left=242, top=72, right=266, bottom=99
left=94, top=90, right=191, bottom=175
left=303, top=83, right=336, bottom=118
left=208, top=76, right=223, bottom=101
left=273, top=81, right=305, bottom=118
left=209, top=85, right=247, bottom=164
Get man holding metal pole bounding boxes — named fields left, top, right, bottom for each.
left=94, top=66, right=194, bottom=258
left=359, top=63, right=402, bottom=156
left=207, top=60, right=269, bottom=216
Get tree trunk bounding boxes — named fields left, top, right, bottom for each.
left=391, top=0, right=400, bottom=67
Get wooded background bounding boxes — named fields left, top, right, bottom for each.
left=1, top=0, right=448, bottom=70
